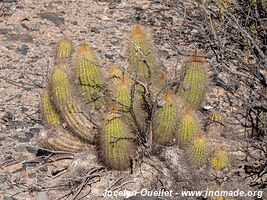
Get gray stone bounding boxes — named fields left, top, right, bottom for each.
left=17, top=44, right=29, bottom=55
left=38, top=12, right=65, bottom=26
left=29, top=128, right=40, bottom=134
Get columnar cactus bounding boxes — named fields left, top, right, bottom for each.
left=188, top=136, right=208, bottom=165
left=153, top=91, right=178, bottom=144
left=50, top=64, right=96, bottom=143
left=178, top=110, right=199, bottom=145
left=41, top=89, right=88, bottom=152
left=178, top=55, right=208, bottom=110
left=211, top=149, right=228, bottom=169
left=39, top=25, right=226, bottom=171
left=100, top=110, right=134, bottom=170
left=56, top=36, right=72, bottom=62
left=76, top=42, right=104, bottom=104
left=46, top=126, right=88, bottom=152
left=114, top=77, right=132, bottom=112
left=41, top=88, right=60, bottom=126
left=127, top=24, right=157, bottom=82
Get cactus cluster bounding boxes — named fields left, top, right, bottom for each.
left=40, top=25, right=229, bottom=171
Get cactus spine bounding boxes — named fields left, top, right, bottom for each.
left=154, top=92, right=178, bottom=144
left=101, top=111, right=134, bottom=170
left=127, top=25, right=157, bottom=81
left=189, top=136, right=208, bottom=165
left=211, top=149, right=228, bottom=169
left=178, top=55, right=207, bottom=110
left=178, top=110, right=199, bottom=145
left=50, top=64, right=95, bottom=143
left=77, top=42, right=103, bottom=103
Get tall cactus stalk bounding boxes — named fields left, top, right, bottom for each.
left=100, top=110, right=134, bottom=170
left=50, top=64, right=96, bottom=143
left=154, top=91, right=178, bottom=144
left=127, top=24, right=157, bottom=82
left=178, top=110, right=199, bottom=145
left=76, top=42, right=104, bottom=104
left=178, top=54, right=208, bottom=110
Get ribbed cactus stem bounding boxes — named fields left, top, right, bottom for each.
left=178, top=55, right=207, bottom=110
left=51, top=64, right=95, bottom=143
left=178, top=110, right=199, bottom=145
left=211, top=149, right=228, bottom=169
left=127, top=25, right=157, bottom=81
left=56, top=37, right=72, bottom=61
left=189, top=136, right=208, bottom=165
left=101, top=112, right=133, bottom=170
left=41, top=88, right=60, bottom=125
left=77, top=42, right=103, bottom=103
left=115, top=77, right=131, bottom=112
left=47, top=127, right=88, bottom=152
left=154, top=92, right=178, bottom=144
left=209, top=112, right=224, bottom=123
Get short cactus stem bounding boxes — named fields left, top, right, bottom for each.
left=153, top=91, right=178, bottom=145
left=127, top=25, right=157, bottom=82
left=76, top=42, right=104, bottom=103
left=101, top=110, right=134, bottom=170
left=41, top=88, right=60, bottom=126
left=56, top=36, right=72, bottom=62
left=114, top=77, right=132, bottom=112
left=178, top=54, right=208, bottom=110
left=178, top=110, right=199, bottom=145
left=211, top=149, right=228, bottom=170
left=209, top=112, right=224, bottom=123
left=46, top=126, right=89, bottom=152
left=188, top=135, right=208, bottom=165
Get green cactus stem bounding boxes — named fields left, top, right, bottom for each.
left=76, top=42, right=103, bottom=103
left=211, top=149, right=228, bottom=169
left=50, top=64, right=96, bottom=143
left=188, top=136, right=208, bottom=165
left=178, top=110, right=199, bottom=145
left=101, top=110, right=134, bottom=170
left=47, top=127, right=89, bottom=152
left=127, top=25, right=157, bottom=81
left=114, top=77, right=132, bottom=112
left=178, top=55, right=207, bottom=110
left=154, top=92, right=178, bottom=144
left=56, top=37, right=72, bottom=62
left=41, top=88, right=60, bottom=126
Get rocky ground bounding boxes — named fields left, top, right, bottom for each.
left=0, top=0, right=266, bottom=200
